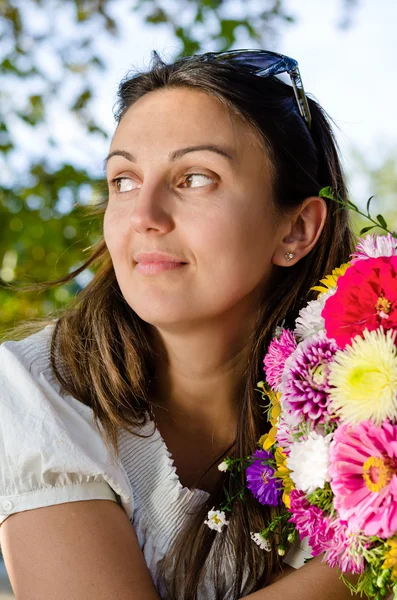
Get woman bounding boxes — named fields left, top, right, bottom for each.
left=0, top=50, right=358, bottom=599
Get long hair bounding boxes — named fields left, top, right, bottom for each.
left=7, top=53, right=355, bottom=598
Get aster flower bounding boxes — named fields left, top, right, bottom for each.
left=322, top=256, right=397, bottom=348
left=329, top=420, right=397, bottom=538
left=294, top=288, right=335, bottom=341
left=328, top=327, right=397, bottom=426
left=275, top=407, right=301, bottom=453
left=289, top=489, right=326, bottom=539
left=351, top=233, right=397, bottom=264
left=311, top=263, right=351, bottom=296
left=287, top=431, right=332, bottom=494
left=250, top=532, right=271, bottom=551
left=289, top=491, right=366, bottom=573
left=280, top=332, right=338, bottom=424
left=263, top=329, right=297, bottom=390
left=204, top=509, right=230, bottom=532
left=246, top=449, right=282, bottom=506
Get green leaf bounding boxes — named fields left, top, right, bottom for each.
left=71, top=89, right=92, bottom=111
left=359, top=225, right=375, bottom=235
left=318, top=186, right=335, bottom=200
left=366, top=195, right=373, bottom=216
left=376, top=214, right=388, bottom=229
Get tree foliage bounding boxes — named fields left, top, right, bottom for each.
left=0, top=0, right=360, bottom=333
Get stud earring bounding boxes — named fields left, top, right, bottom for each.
left=284, top=251, right=294, bottom=262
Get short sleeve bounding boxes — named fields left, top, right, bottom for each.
left=0, top=325, right=133, bottom=528
left=283, top=536, right=312, bottom=569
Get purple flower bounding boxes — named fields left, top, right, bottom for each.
left=281, top=332, right=338, bottom=424
left=246, top=449, right=282, bottom=506
left=264, top=329, right=297, bottom=390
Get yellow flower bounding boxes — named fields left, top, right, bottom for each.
left=328, top=328, right=397, bottom=426
left=259, top=426, right=277, bottom=451
left=274, top=447, right=295, bottom=509
left=311, top=263, right=350, bottom=296
left=258, top=392, right=282, bottom=450
left=382, top=537, right=397, bottom=580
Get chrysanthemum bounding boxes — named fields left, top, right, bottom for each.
left=246, top=449, right=282, bottom=506
left=287, top=431, right=332, bottom=494
left=351, top=233, right=397, bottom=264
left=294, top=288, right=335, bottom=341
left=328, top=327, right=397, bottom=425
left=275, top=407, right=301, bottom=453
left=289, top=489, right=326, bottom=539
left=322, top=256, right=397, bottom=348
left=311, top=263, right=351, bottom=296
left=289, top=491, right=366, bottom=573
left=280, top=332, right=338, bottom=424
left=250, top=532, right=271, bottom=551
left=329, top=420, right=397, bottom=538
left=263, top=329, right=297, bottom=390
left=204, top=509, right=230, bottom=532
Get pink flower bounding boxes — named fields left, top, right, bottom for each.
left=289, top=490, right=327, bottom=541
left=289, top=490, right=365, bottom=574
left=351, top=233, right=397, bottom=264
left=322, top=256, right=397, bottom=348
left=264, top=329, right=297, bottom=390
left=329, top=420, right=397, bottom=538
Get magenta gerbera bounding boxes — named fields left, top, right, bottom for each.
left=322, top=256, right=397, bottom=348
left=263, top=328, right=297, bottom=390
left=246, top=449, right=282, bottom=506
left=280, top=332, right=338, bottom=424
left=329, top=420, right=397, bottom=538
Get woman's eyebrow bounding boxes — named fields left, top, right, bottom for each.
left=103, top=144, right=235, bottom=173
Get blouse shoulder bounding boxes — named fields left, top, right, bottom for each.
left=0, top=324, right=133, bottom=527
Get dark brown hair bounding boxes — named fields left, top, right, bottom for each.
left=9, top=52, right=355, bottom=598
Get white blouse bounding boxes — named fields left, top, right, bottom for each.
left=0, top=324, right=311, bottom=598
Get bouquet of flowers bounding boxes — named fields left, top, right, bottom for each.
left=205, top=190, right=397, bottom=599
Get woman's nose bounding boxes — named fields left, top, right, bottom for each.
left=129, top=182, right=174, bottom=234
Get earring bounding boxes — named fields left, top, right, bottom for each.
left=284, top=251, right=294, bottom=262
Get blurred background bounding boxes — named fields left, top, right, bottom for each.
left=1, top=0, right=397, bottom=340
left=0, top=0, right=397, bottom=595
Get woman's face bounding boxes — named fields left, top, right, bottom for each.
left=104, top=87, right=284, bottom=331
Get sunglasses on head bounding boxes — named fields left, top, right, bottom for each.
left=166, top=48, right=312, bottom=130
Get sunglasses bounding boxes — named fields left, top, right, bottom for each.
left=174, top=49, right=312, bottom=130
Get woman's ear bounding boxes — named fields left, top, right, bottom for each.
left=272, top=196, right=328, bottom=267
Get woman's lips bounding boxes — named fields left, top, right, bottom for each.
left=133, top=252, right=187, bottom=275
left=135, top=261, right=186, bottom=275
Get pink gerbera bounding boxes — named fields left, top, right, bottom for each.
left=329, top=420, right=397, bottom=538
left=351, top=233, right=397, bottom=264
left=263, top=329, right=297, bottom=390
left=322, top=256, right=397, bottom=348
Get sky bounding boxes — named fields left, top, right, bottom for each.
left=5, top=0, right=397, bottom=207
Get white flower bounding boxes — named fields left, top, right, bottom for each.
left=294, top=288, right=335, bottom=341
left=287, top=431, right=333, bottom=494
left=204, top=509, right=229, bottom=532
left=250, top=532, right=271, bottom=551
left=218, top=460, right=229, bottom=472
left=351, top=233, right=397, bottom=263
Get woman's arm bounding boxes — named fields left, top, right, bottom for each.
left=0, top=499, right=161, bottom=600
left=244, top=554, right=360, bottom=600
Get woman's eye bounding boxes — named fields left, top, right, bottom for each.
left=110, top=177, right=137, bottom=193
left=181, top=173, right=214, bottom=188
